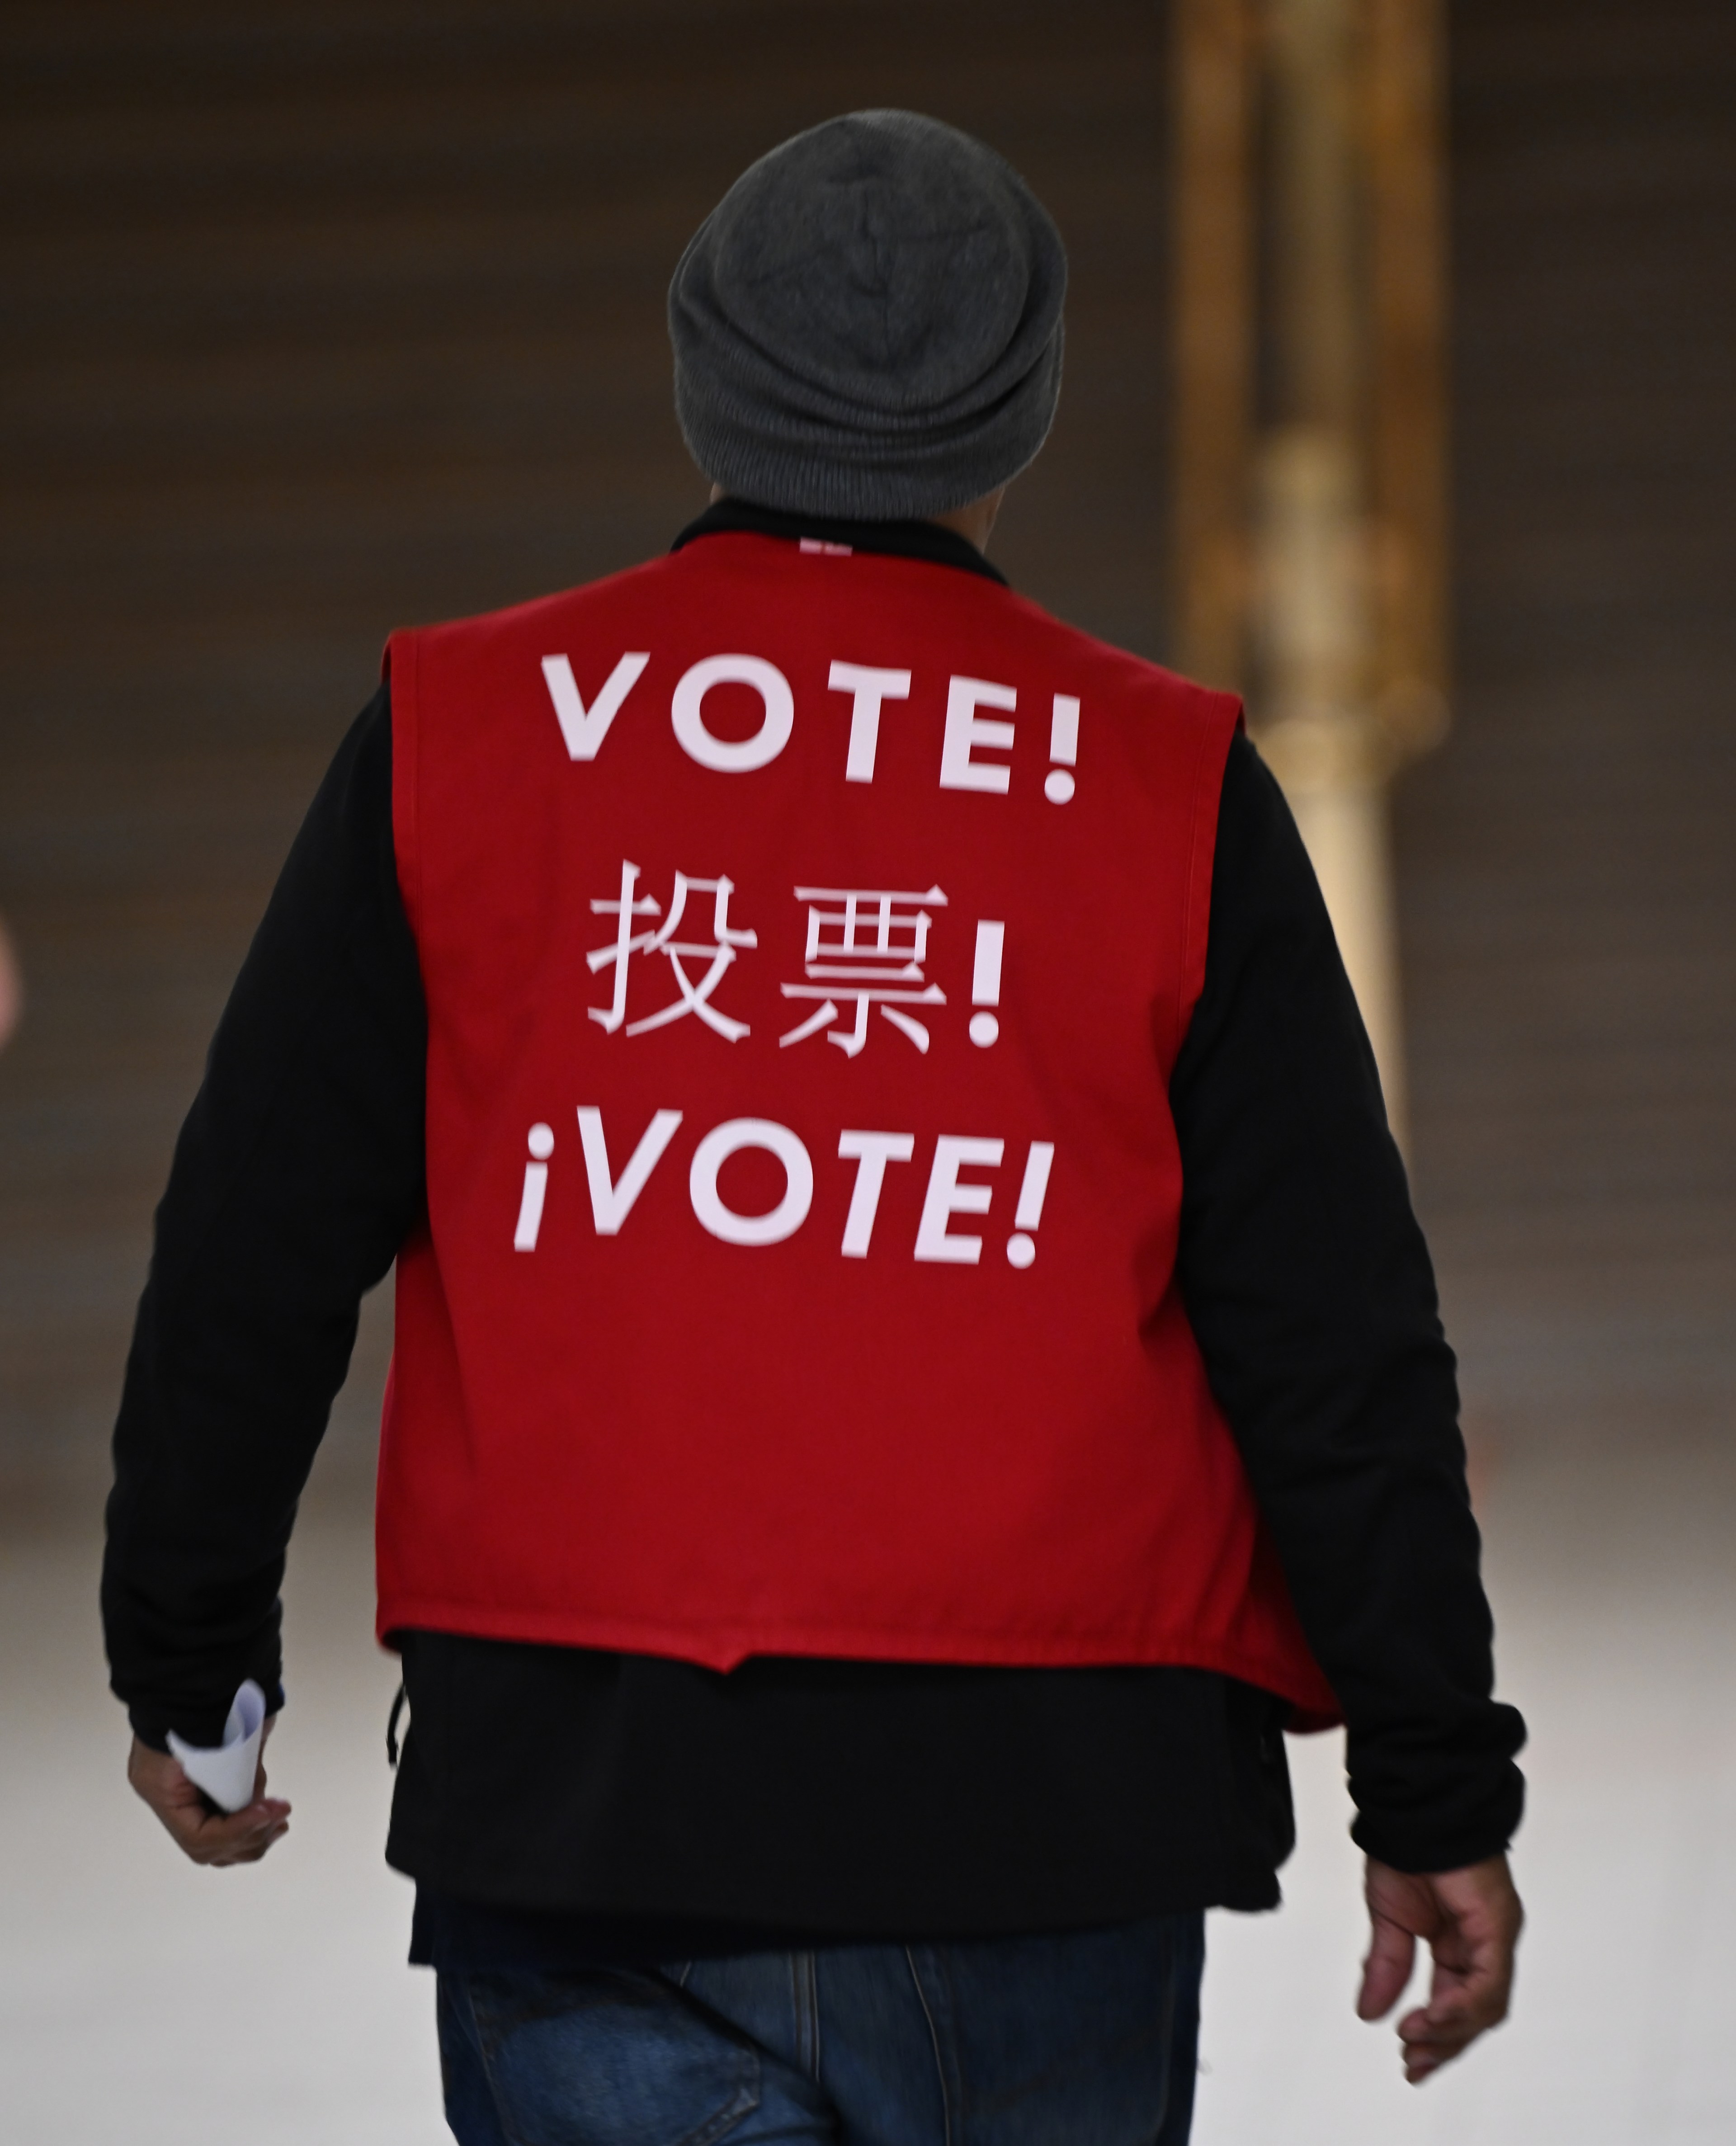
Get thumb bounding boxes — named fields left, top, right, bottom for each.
left=1359, top=1901, right=1418, bottom=2020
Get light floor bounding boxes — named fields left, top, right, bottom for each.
left=2, top=1426, right=1731, bottom=2146
left=1198, top=1424, right=1736, bottom=2145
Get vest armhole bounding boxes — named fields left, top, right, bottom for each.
left=1176, top=692, right=1244, bottom=1049
left=385, top=628, right=424, bottom=942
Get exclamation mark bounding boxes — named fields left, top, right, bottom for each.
left=1045, top=695, right=1079, bottom=804
left=514, top=1123, right=555, bottom=1250
left=970, top=921, right=1004, bottom=1047
left=1006, top=1141, right=1054, bottom=1268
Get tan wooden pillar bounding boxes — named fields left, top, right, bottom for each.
left=1171, top=0, right=1448, bottom=1142
left=1171, top=0, right=1256, bottom=693
left=1367, top=0, right=1451, bottom=764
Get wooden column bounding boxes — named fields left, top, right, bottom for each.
left=1170, top=0, right=1450, bottom=1139
left=1367, top=0, right=1450, bottom=756
left=1171, top=0, right=1255, bottom=691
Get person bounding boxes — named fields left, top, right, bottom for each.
left=105, top=111, right=1524, bottom=2144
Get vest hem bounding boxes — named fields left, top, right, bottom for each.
left=375, top=1593, right=1340, bottom=1723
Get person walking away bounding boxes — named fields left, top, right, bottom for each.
left=107, top=111, right=1524, bottom=2143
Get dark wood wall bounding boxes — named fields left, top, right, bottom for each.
left=1, top=0, right=1731, bottom=1497
left=1405, top=0, right=1736, bottom=1441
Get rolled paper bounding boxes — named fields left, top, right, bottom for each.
left=166, top=1680, right=267, bottom=1815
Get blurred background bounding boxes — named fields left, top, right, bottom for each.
left=0, top=2, right=1731, bottom=2140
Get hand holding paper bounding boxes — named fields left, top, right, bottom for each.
left=128, top=1682, right=290, bottom=1867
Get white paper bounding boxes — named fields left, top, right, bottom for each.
left=166, top=1679, right=266, bottom=1814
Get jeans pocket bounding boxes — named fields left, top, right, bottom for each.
left=918, top=1915, right=1203, bottom=2144
left=468, top=1968, right=760, bottom=2146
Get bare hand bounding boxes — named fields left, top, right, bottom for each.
left=1357, top=1853, right=1522, bottom=2083
left=127, top=1718, right=291, bottom=1867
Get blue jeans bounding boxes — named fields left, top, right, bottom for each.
left=437, top=1915, right=1204, bottom=2144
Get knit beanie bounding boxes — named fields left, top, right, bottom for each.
left=669, top=110, right=1066, bottom=520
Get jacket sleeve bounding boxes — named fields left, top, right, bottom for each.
left=1171, top=733, right=1526, bottom=1873
left=102, top=685, right=427, bottom=1750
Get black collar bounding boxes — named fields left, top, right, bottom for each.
left=671, top=497, right=1009, bottom=586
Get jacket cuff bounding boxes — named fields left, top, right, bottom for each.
left=1350, top=1766, right=1524, bottom=1874
left=124, top=1676, right=286, bottom=1756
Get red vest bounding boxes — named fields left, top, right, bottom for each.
left=378, top=531, right=1338, bottom=1722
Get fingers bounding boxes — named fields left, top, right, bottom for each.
left=1365, top=1854, right=1523, bottom=2085
left=1358, top=1860, right=1435, bottom=2021
left=1356, top=1909, right=1417, bottom=2022
left=151, top=1780, right=292, bottom=1866
left=166, top=1797, right=292, bottom=1868
left=127, top=1733, right=292, bottom=1868
left=1396, top=1987, right=1495, bottom=2084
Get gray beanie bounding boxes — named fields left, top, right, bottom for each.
left=669, top=110, right=1066, bottom=520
